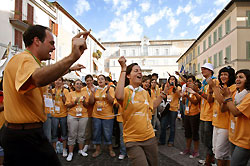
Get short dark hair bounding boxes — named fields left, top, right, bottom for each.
left=218, top=66, right=235, bottom=87
left=23, top=25, right=50, bottom=47
left=187, top=75, right=196, bottom=82
left=85, top=74, right=93, bottom=81
left=152, top=73, right=158, bottom=78
left=98, top=74, right=106, bottom=81
left=236, top=69, right=250, bottom=90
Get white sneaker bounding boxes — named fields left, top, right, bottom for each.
left=66, top=152, right=73, bottom=162
left=118, top=154, right=126, bottom=160
left=83, top=145, right=89, bottom=152
left=78, top=150, right=88, bottom=157
left=62, top=148, right=68, bottom=157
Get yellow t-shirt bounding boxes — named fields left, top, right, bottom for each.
left=66, top=90, right=89, bottom=118
left=229, top=92, right=250, bottom=149
left=200, top=79, right=218, bottom=122
left=212, top=84, right=236, bottom=129
left=51, top=88, right=69, bottom=118
left=168, top=86, right=181, bottom=112
left=3, top=51, right=46, bottom=123
left=82, top=86, right=93, bottom=117
left=119, top=86, right=154, bottom=143
left=92, top=86, right=115, bottom=120
left=184, top=94, right=200, bottom=116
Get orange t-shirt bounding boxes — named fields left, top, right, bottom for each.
left=82, top=86, right=93, bottom=117
left=168, top=86, right=181, bottom=112
left=184, top=94, right=200, bottom=116
left=119, top=86, right=154, bottom=143
left=51, top=88, right=69, bottom=118
left=92, top=86, right=115, bottom=120
left=212, top=84, right=236, bottom=129
left=229, top=92, right=250, bottom=149
left=3, top=51, right=46, bottom=123
left=66, top=90, right=89, bottom=118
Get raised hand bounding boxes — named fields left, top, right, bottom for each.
left=175, top=71, right=180, bottom=75
left=222, top=87, right=231, bottom=98
left=70, top=64, right=86, bottom=72
left=118, top=56, right=127, bottom=71
left=186, top=87, right=196, bottom=94
left=71, top=31, right=90, bottom=61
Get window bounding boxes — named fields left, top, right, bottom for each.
left=193, top=63, right=196, bottom=74
left=143, top=45, right=148, bottom=56
left=15, top=0, right=22, bottom=20
left=225, top=17, right=231, bottom=34
left=203, top=59, right=206, bottom=64
left=203, top=40, right=206, bottom=52
left=213, top=30, right=217, bottom=44
left=165, top=49, right=169, bottom=56
left=49, top=20, right=58, bottom=36
left=246, top=42, right=250, bottom=60
left=226, top=45, right=231, bottom=62
left=198, top=63, right=200, bottom=73
left=186, top=56, right=189, bottom=63
left=132, top=49, right=135, bottom=56
left=193, top=49, right=195, bottom=59
left=189, top=53, right=192, bottom=62
left=198, top=46, right=200, bottom=56
left=113, top=60, right=115, bottom=66
left=208, top=36, right=212, bottom=48
left=213, top=53, right=218, bottom=68
left=156, top=49, right=159, bottom=56
left=218, top=25, right=222, bottom=39
left=123, top=50, right=126, bottom=56
left=208, top=56, right=212, bottom=64
left=219, top=50, right=223, bottom=66
left=247, top=11, right=250, bottom=27
left=27, top=4, right=34, bottom=25
left=15, top=29, right=22, bottom=49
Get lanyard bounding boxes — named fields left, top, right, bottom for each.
left=97, top=86, right=107, bottom=99
left=185, top=92, right=190, bottom=107
left=25, top=49, right=42, bottom=67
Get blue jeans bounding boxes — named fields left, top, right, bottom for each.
left=200, top=120, right=213, bottom=155
left=51, top=116, right=67, bottom=143
left=92, top=118, right=114, bottom=145
left=119, top=122, right=126, bottom=155
left=43, top=113, right=52, bottom=142
left=231, top=143, right=250, bottom=166
left=159, top=110, right=178, bottom=144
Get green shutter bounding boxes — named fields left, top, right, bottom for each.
left=226, top=45, right=231, bottom=62
left=219, top=50, right=223, bottom=66
left=198, top=63, right=200, bottom=73
left=214, top=53, right=217, bottom=67
left=208, top=36, right=211, bottom=47
left=247, top=42, right=250, bottom=60
left=226, top=18, right=231, bottom=34
left=247, top=11, right=250, bottom=27
left=218, top=26, right=222, bottom=39
left=193, top=49, right=195, bottom=59
left=214, top=30, right=217, bottom=43
left=198, top=46, right=200, bottom=55
left=203, top=40, right=206, bottom=51
left=203, top=59, right=206, bottom=64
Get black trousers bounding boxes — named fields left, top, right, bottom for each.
left=1, top=125, right=61, bottom=166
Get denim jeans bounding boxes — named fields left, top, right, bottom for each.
left=51, top=116, right=67, bottom=143
left=200, top=120, right=213, bottom=155
left=119, top=122, right=126, bottom=155
left=43, top=113, right=52, bottom=142
left=92, top=118, right=114, bottom=145
left=159, top=110, right=178, bottom=144
left=231, top=143, right=250, bottom=166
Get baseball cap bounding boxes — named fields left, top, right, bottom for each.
left=201, top=63, right=214, bottom=71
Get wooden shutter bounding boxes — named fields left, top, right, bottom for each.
left=247, top=42, right=250, bottom=60
left=27, top=4, right=34, bottom=25
left=226, top=45, right=231, bottom=62
left=15, top=29, right=22, bottom=49
left=15, top=0, right=22, bottom=20
left=55, top=23, right=58, bottom=36
left=213, top=53, right=217, bottom=67
left=247, top=11, right=250, bottom=27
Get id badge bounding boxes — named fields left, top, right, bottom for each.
left=213, top=111, right=217, bottom=117
left=167, top=95, right=173, bottom=102
left=202, top=99, right=204, bottom=105
left=55, top=106, right=60, bottom=113
left=97, top=108, right=102, bottom=111
left=97, top=101, right=103, bottom=111
left=186, top=107, right=189, bottom=114
left=76, top=107, right=82, bottom=117
left=230, top=120, right=235, bottom=130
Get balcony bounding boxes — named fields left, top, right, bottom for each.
left=9, top=19, right=29, bottom=31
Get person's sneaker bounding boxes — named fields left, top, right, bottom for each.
left=83, top=145, right=89, bottom=153
left=78, top=150, right=88, bottom=157
left=167, top=143, right=174, bottom=147
left=66, top=152, right=73, bottom=162
left=198, top=159, right=205, bottom=165
left=180, top=149, right=190, bottom=155
left=189, top=151, right=199, bottom=158
left=118, top=154, right=126, bottom=160
left=62, top=148, right=68, bottom=157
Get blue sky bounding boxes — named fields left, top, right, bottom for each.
left=54, top=0, right=231, bottom=42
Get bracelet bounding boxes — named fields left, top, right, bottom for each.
left=121, top=71, right=126, bottom=72
left=223, top=97, right=232, bottom=104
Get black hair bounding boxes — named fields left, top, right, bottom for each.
left=236, top=69, right=250, bottom=91
left=195, top=79, right=202, bottom=89
left=168, top=75, right=180, bottom=93
left=98, top=74, right=107, bottom=81
left=125, top=63, right=138, bottom=87
left=218, top=66, right=235, bottom=87
left=85, top=74, right=93, bottom=81
left=23, top=25, right=50, bottom=47
left=152, top=73, right=158, bottom=78
left=106, top=76, right=112, bottom=82
left=74, top=79, right=82, bottom=85
left=187, top=75, right=196, bottom=82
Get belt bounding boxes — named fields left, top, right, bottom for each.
left=5, top=122, right=43, bottom=130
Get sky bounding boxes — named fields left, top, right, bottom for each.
left=55, top=0, right=231, bottom=42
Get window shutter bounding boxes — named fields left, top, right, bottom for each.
left=27, top=4, right=34, bottom=25
left=213, top=53, right=217, bottom=68
left=247, top=42, right=250, bottom=60
left=247, top=11, right=250, bottom=27
left=226, top=45, right=231, bottom=62
left=15, top=0, right=22, bottom=20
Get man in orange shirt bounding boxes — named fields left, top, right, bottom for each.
left=2, top=25, right=89, bottom=165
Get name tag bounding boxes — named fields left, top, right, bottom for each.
left=202, top=99, right=204, bottom=105
left=186, top=107, right=189, bottom=114
left=44, top=97, right=54, bottom=108
left=76, top=107, right=82, bottom=117
left=55, top=106, right=60, bottom=113
left=213, top=112, right=217, bottom=117
left=231, top=120, right=235, bottom=131
left=97, top=108, right=102, bottom=111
